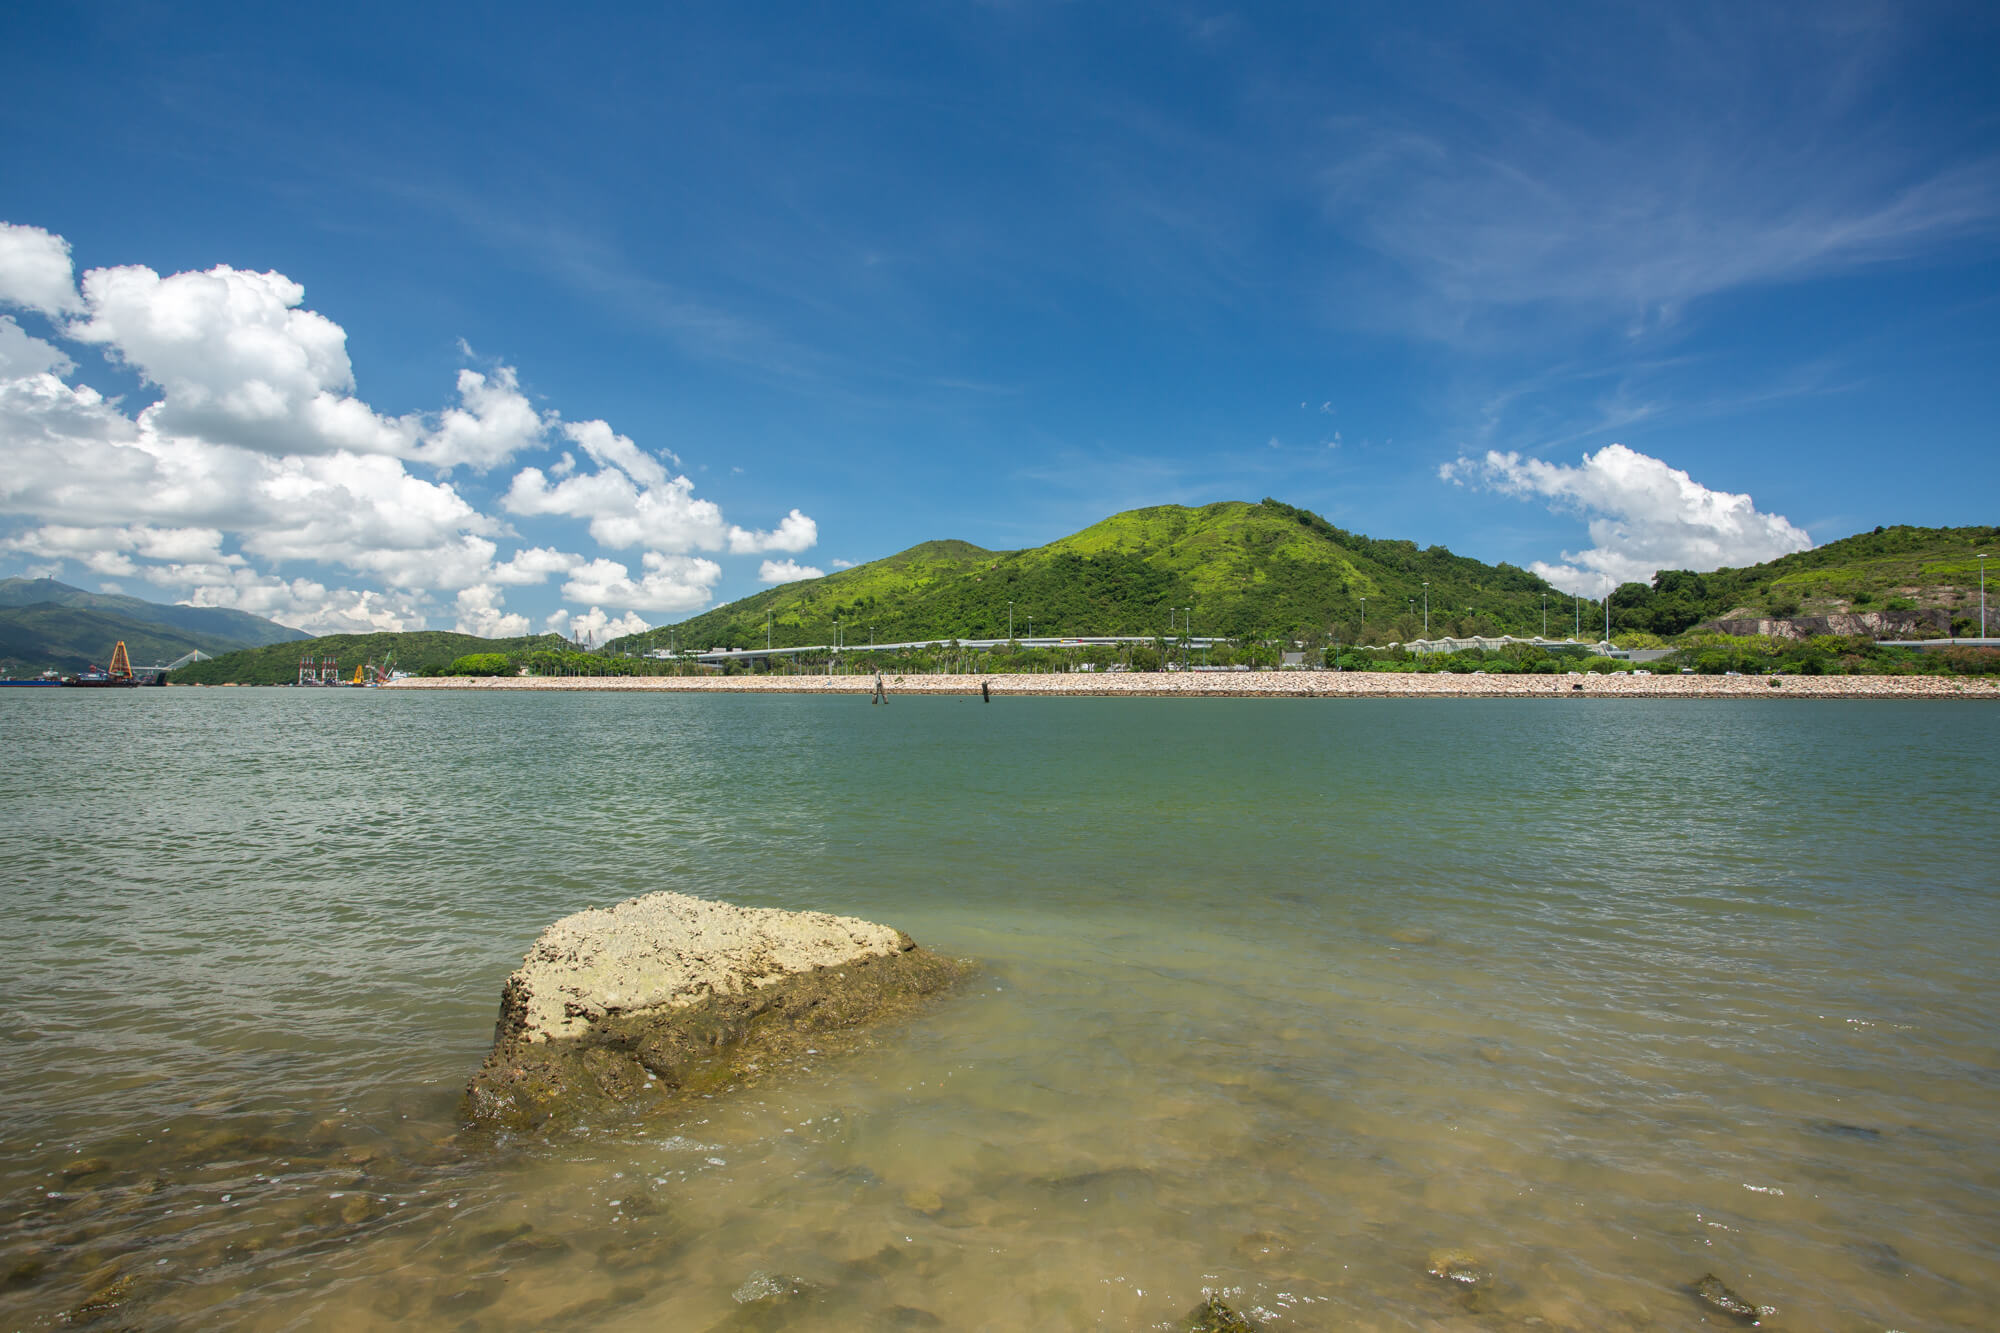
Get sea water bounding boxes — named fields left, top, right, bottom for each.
left=1, top=690, right=1995, bottom=1330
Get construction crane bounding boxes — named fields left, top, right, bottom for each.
left=107, top=640, right=133, bottom=681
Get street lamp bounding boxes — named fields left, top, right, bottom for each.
left=1541, top=592, right=1547, bottom=639
left=1009, top=600, right=1015, bottom=641
left=1422, top=581, right=1429, bottom=636
left=1359, top=595, right=1366, bottom=630
left=1979, top=553, right=1989, bottom=638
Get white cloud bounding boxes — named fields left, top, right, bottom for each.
left=164, top=564, right=428, bottom=634
left=504, top=463, right=729, bottom=553
left=489, top=546, right=582, bottom=584
left=561, top=551, right=722, bottom=611
left=563, top=418, right=671, bottom=486
left=3, top=523, right=233, bottom=568
left=1443, top=443, right=1813, bottom=595
left=548, top=604, right=651, bottom=643
left=415, top=365, right=549, bottom=471
left=0, top=223, right=83, bottom=316
left=69, top=261, right=418, bottom=457
left=0, top=316, right=72, bottom=377
left=0, top=224, right=818, bottom=631
left=830, top=558, right=854, bottom=569
left=758, top=558, right=824, bottom=584
left=453, top=584, right=530, bottom=638
left=728, top=507, right=818, bottom=554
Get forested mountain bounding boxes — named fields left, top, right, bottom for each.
left=1608, top=524, right=2000, bottom=635
left=612, top=499, right=1567, bottom=653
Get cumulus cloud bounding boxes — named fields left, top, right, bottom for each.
left=167, top=565, right=429, bottom=634
left=453, top=584, right=530, bottom=638
left=0, top=224, right=818, bottom=630
left=757, top=558, right=824, bottom=584
left=830, top=558, right=854, bottom=569
left=504, top=463, right=728, bottom=552
left=728, top=508, right=818, bottom=554
left=489, top=546, right=581, bottom=585
left=561, top=551, right=722, bottom=612
left=0, top=224, right=84, bottom=316
left=548, top=605, right=651, bottom=643
left=0, top=315, right=72, bottom=377
left=1442, top=443, right=1812, bottom=595
left=414, top=365, right=549, bottom=471
left=70, top=261, right=417, bottom=457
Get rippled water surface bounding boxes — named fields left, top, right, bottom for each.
left=2, top=689, right=1996, bottom=1330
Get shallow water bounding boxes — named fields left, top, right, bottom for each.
left=1, top=689, right=1996, bottom=1330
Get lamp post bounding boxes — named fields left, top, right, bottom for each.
left=1976, top=548, right=1992, bottom=636
left=1422, top=582, right=1429, bottom=636
left=766, top=611, right=772, bottom=650
left=1541, top=592, right=1547, bottom=639
left=1359, top=595, right=1366, bottom=631
left=1009, top=600, right=1015, bottom=642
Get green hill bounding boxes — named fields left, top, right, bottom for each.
left=173, top=630, right=568, bottom=685
left=0, top=577, right=308, bottom=676
left=1608, top=524, right=2000, bottom=636
left=612, top=499, right=1566, bottom=653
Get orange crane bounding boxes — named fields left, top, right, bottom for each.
left=108, top=640, right=133, bottom=681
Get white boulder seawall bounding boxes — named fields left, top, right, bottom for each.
left=464, top=892, right=970, bottom=1133
left=390, top=670, right=2000, bottom=700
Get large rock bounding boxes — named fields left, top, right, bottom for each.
left=464, top=892, right=970, bottom=1132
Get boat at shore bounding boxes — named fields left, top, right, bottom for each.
left=65, top=665, right=142, bottom=687
left=0, top=671, right=64, bottom=686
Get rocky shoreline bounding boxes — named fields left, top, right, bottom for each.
left=464, top=892, right=971, bottom=1134
left=390, top=670, right=1999, bottom=700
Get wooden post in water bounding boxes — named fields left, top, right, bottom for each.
left=981, top=679, right=990, bottom=703
left=872, top=673, right=887, bottom=705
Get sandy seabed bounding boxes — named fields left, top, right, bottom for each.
left=385, top=670, right=2000, bottom=700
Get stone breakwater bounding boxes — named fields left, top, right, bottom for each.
left=465, top=892, right=970, bottom=1133
left=392, top=671, right=1999, bottom=700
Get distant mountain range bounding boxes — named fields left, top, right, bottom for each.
left=170, top=630, right=568, bottom=685
left=0, top=577, right=308, bottom=675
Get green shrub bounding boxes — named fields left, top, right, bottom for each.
left=447, top=652, right=513, bottom=676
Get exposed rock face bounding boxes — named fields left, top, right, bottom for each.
left=464, top=892, right=970, bottom=1132
left=1706, top=608, right=1951, bottom=640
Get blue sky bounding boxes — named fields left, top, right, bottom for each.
left=2, top=2, right=1995, bottom=635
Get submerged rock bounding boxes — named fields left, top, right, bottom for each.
left=1187, top=1294, right=1255, bottom=1332
left=1692, top=1273, right=1769, bottom=1324
left=464, top=892, right=971, bottom=1132
left=1426, top=1250, right=1490, bottom=1288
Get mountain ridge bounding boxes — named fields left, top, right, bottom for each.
left=0, top=577, right=309, bottom=675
